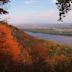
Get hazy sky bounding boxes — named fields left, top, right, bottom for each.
left=3, top=0, right=72, bottom=24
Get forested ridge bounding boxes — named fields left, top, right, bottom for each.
left=0, top=21, right=72, bottom=72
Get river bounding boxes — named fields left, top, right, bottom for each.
left=25, top=31, right=72, bottom=47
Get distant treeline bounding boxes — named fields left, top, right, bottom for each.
left=24, top=29, right=72, bottom=36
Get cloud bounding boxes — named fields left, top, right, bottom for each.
left=49, top=0, right=57, bottom=3
left=53, top=0, right=57, bottom=3
left=24, top=0, right=40, bottom=4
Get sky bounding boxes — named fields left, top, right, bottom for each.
left=2, top=0, right=72, bottom=25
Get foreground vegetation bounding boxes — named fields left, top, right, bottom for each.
left=24, top=29, right=72, bottom=36
left=0, top=21, right=72, bottom=72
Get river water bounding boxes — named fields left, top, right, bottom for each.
left=25, top=31, right=72, bottom=47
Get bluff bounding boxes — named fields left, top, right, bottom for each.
left=0, top=21, right=72, bottom=72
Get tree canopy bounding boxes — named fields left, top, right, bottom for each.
left=0, top=0, right=10, bottom=15
left=56, top=0, right=72, bottom=21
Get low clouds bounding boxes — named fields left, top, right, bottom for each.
left=24, top=0, right=57, bottom=4
left=24, top=0, right=40, bottom=4
left=49, top=0, right=57, bottom=3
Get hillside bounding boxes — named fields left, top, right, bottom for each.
left=0, top=21, right=72, bottom=72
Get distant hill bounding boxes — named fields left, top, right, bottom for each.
left=16, top=23, right=72, bottom=29
left=0, top=21, right=72, bottom=72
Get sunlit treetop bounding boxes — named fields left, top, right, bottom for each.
left=56, top=0, right=72, bottom=21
